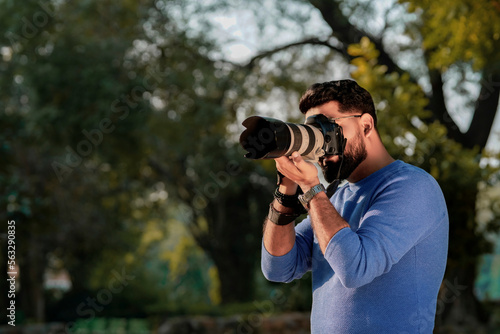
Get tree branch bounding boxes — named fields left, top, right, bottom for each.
left=234, top=0, right=499, bottom=151
left=427, top=69, right=461, bottom=140
left=309, top=0, right=406, bottom=77
left=464, top=69, right=500, bottom=149
left=309, top=0, right=500, bottom=150
left=244, top=37, right=344, bottom=69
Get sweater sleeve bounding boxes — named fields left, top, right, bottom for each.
left=324, top=170, right=448, bottom=289
left=261, top=218, right=314, bottom=283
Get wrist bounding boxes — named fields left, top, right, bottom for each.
left=299, top=178, right=321, bottom=194
left=274, top=187, right=307, bottom=215
left=276, top=170, right=298, bottom=195
left=267, top=203, right=300, bottom=226
left=299, top=183, right=326, bottom=210
left=278, top=184, right=298, bottom=195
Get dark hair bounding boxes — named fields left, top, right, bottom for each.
left=299, top=80, right=377, bottom=127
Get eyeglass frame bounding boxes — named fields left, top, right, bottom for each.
left=327, top=114, right=363, bottom=122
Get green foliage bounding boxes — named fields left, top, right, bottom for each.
left=1, top=0, right=275, bottom=315
left=349, top=36, right=500, bottom=275
left=2, top=0, right=500, bottom=325
left=400, top=0, right=500, bottom=69
left=69, top=318, right=150, bottom=334
left=0, top=0, right=160, bottom=321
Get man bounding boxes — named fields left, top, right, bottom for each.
left=261, top=80, right=449, bottom=333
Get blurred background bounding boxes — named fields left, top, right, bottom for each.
left=1, top=0, right=500, bottom=333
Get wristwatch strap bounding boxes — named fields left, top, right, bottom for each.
left=299, top=184, right=326, bottom=209
left=267, top=204, right=300, bottom=226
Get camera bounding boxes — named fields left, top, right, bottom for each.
left=239, top=114, right=346, bottom=162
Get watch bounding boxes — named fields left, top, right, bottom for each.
left=298, top=184, right=326, bottom=209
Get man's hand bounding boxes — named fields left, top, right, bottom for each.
left=275, top=152, right=321, bottom=193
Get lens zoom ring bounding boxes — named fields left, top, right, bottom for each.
left=302, top=126, right=317, bottom=156
left=288, top=124, right=303, bottom=154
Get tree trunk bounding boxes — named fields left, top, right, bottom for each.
left=194, top=189, right=269, bottom=304
left=436, top=264, right=490, bottom=329
left=462, top=69, right=500, bottom=149
left=211, top=248, right=256, bottom=304
left=19, top=245, right=46, bottom=323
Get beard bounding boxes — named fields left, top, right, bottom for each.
left=320, top=132, right=367, bottom=183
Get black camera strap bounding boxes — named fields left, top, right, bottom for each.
left=326, top=179, right=340, bottom=198
left=325, top=153, right=344, bottom=198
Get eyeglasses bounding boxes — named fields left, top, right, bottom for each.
left=327, top=114, right=363, bottom=122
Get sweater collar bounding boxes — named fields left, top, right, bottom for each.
left=347, top=160, right=402, bottom=192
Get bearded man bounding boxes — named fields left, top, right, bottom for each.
left=261, top=80, right=449, bottom=333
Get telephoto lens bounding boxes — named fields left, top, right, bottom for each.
left=239, top=114, right=345, bottom=162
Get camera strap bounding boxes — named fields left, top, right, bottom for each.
left=326, top=179, right=340, bottom=198
left=325, top=154, right=344, bottom=198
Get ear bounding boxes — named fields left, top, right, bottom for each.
left=360, top=113, right=375, bottom=137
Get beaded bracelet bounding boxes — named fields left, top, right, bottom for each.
left=273, top=188, right=307, bottom=214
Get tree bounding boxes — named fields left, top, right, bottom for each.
left=1, top=0, right=274, bottom=314
left=243, top=0, right=500, bottom=326
left=307, top=0, right=500, bottom=325
left=138, top=3, right=275, bottom=302
left=174, top=0, right=500, bottom=325
left=348, top=37, right=499, bottom=326
left=122, top=0, right=500, bottom=312
left=0, top=0, right=155, bottom=322
left=2, top=0, right=500, bottom=325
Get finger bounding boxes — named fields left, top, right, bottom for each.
left=291, top=152, right=307, bottom=169
left=290, top=152, right=319, bottom=179
left=275, top=156, right=296, bottom=171
left=275, top=156, right=301, bottom=179
left=291, top=152, right=302, bottom=162
left=275, top=156, right=291, bottom=164
left=274, top=157, right=288, bottom=175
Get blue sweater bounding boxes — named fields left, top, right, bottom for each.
left=262, top=160, right=449, bottom=333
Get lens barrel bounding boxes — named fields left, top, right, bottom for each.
left=239, top=116, right=325, bottom=161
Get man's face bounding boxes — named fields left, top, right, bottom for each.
left=305, top=101, right=367, bottom=182
left=320, top=130, right=367, bottom=182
